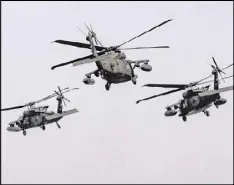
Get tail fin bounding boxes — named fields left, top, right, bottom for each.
left=84, top=23, right=103, bottom=69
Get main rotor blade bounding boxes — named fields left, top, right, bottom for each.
left=1, top=87, right=75, bottom=112
left=35, top=87, right=70, bottom=104
left=77, top=26, right=87, bottom=37
left=196, top=63, right=233, bottom=85
left=119, top=46, right=170, bottom=50
left=143, top=83, right=188, bottom=89
left=52, top=40, right=106, bottom=51
left=197, top=74, right=213, bottom=84
left=117, top=19, right=172, bottom=48
left=1, top=105, right=26, bottom=111
left=198, top=85, right=233, bottom=97
left=51, top=51, right=106, bottom=70
left=42, top=88, right=78, bottom=102
left=136, top=88, right=182, bottom=104
left=197, top=75, right=233, bottom=86
left=56, top=87, right=79, bottom=102
left=221, top=63, right=233, bottom=71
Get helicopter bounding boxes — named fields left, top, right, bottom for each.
left=51, top=19, right=172, bottom=90
left=136, top=57, right=233, bottom=122
left=1, top=86, right=79, bottom=135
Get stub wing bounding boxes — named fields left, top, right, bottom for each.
left=166, top=100, right=181, bottom=109
left=45, top=108, right=78, bottom=121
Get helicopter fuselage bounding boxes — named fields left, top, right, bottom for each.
left=180, top=94, right=219, bottom=115
left=3, top=87, right=79, bottom=136
left=165, top=93, right=226, bottom=118
left=7, top=109, right=58, bottom=132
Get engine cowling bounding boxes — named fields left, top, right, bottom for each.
left=164, top=109, right=177, bottom=117
left=140, top=64, right=152, bottom=72
left=214, top=98, right=226, bottom=106
left=23, top=110, right=35, bottom=117
left=182, top=90, right=194, bottom=99
left=83, top=78, right=95, bottom=85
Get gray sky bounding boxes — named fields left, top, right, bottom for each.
left=1, top=1, right=233, bottom=184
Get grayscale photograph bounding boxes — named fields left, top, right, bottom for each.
left=1, top=1, right=233, bottom=184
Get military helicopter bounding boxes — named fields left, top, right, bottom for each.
left=1, top=87, right=79, bottom=135
left=51, top=19, right=172, bottom=90
left=136, top=57, right=233, bottom=122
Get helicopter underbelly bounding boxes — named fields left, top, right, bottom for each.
left=187, top=103, right=212, bottom=116
left=103, top=71, right=132, bottom=83
left=100, top=59, right=133, bottom=83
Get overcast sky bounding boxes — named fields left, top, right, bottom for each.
left=1, top=1, right=233, bottom=184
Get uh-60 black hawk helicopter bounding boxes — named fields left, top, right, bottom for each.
left=1, top=87, right=79, bottom=136
left=51, top=19, right=172, bottom=90
left=136, top=57, right=233, bottom=122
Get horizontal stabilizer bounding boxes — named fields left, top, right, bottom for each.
left=45, top=108, right=78, bottom=121
left=198, top=86, right=233, bottom=97
left=166, top=100, right=181, bottom=109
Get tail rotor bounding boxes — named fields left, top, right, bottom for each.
left=54, top=86, right=70, bottom=107
left=84, top=23, right=103, bottom=47
left=211, top=57, right=226, bottom=82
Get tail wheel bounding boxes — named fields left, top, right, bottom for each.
left=204, top=110, right=210, bottom=117
left=105, top=83, right=111, bottom=91
left=23, top=130, right=26, bottom=136
left=182, top=116, right=187, bottom=122
left=94, top=71, right=99, bottom=77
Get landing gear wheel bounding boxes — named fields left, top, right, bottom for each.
left=182, top=116, right=187, bottom=122
left=132, top=78, right=137, bottom=85
left=23, top=130, right=26, bottom=136
left=42, top=125, right=45, bottom=130
left=204, top=110, right=210, bottom=117
left=94, top=71, right=99, bottom=77
left=105, top=83, right=111, bottom=91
